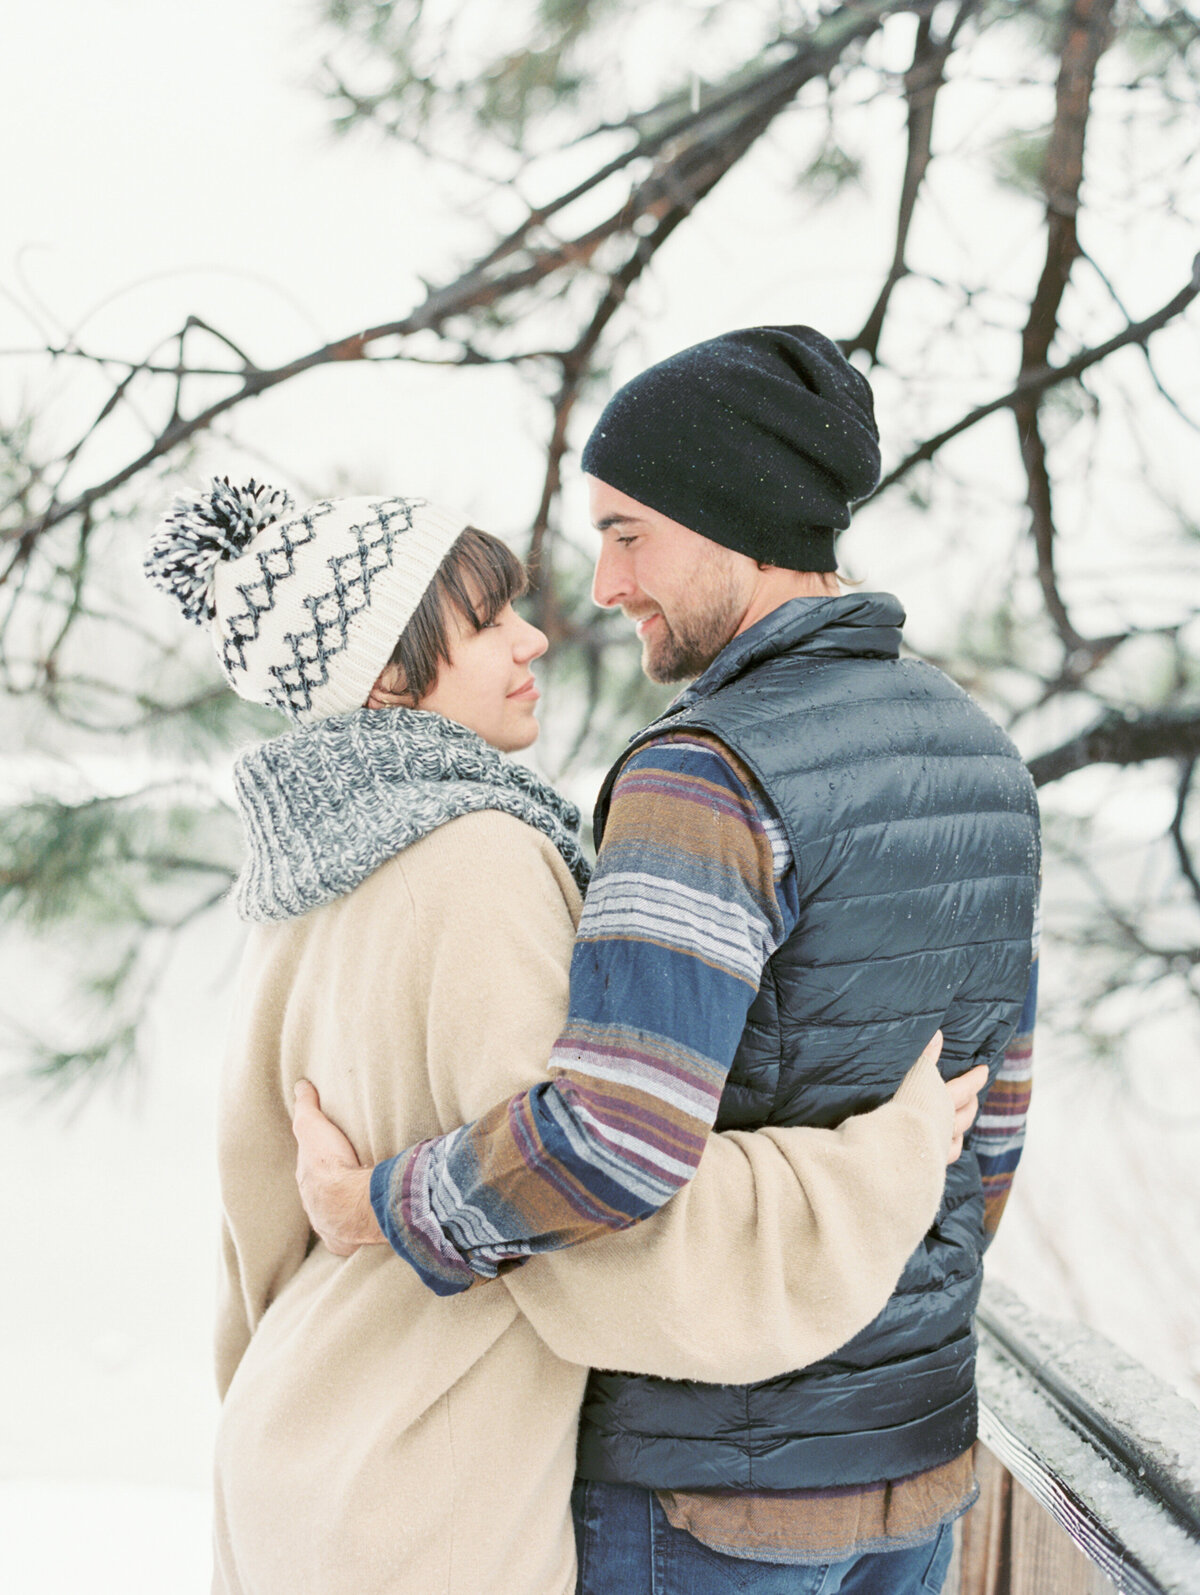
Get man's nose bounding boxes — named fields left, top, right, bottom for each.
left=592, top=543, right=629, bottom=609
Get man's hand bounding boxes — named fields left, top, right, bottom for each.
left=945, top=1063, right=989, bottom=1165
left=292, top=1080, right=385, bottom=1256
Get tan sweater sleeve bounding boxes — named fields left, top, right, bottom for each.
left=401, top=814, right=581, bottom=1129
left=408, top=815, right=952, bottom=1387
left=214, top=933, right=316, bottom=1400
left=215, top=957, right=315, bottom=1397
left=507, top=1058, right=950, bottom=1384
left=215, top=1217, right=257, bottom=1401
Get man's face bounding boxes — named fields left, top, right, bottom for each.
left=588, top=477, right=755, bottom=683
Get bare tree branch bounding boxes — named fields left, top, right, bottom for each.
left=1013, top=0, right=1118, bottom=653
left=873, top=253, right=1200, bottom=493
left=1028, top=708, right=1200, bottom=786
left=844, top=0, right=978, bottom=362
left=1170, top=759, right=1200, bottom=909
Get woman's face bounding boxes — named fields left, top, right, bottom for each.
left=416, top=601, right=549, bottom=752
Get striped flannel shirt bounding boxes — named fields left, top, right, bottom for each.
left=371, top=729, right=1036, bottom=1288
left=370, top=731, right=796, bottom=1291
left=977, top=895, right=1038, bottom=1243
left=370, top=729, right=1037, bottom=1562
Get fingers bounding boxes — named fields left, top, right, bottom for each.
left=944, top=1063, right=990, bottom=1164
left=945, top=1062, right=989, bottom=1113
left=953, top=1090, right=983, bottom=1140
left=291, top=1079, right=318, bottom=1139
left=291, top=1081, right=365, bottom=1173
left=917, top=1029, right=944, bottom=1069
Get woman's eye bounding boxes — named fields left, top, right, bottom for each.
left=616, top=535, right=637, bottom=547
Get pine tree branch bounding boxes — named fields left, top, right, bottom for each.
left=1079, top=247, right=1200, bottom=433
left=526, top=198, right=697, bottom=635
left=525, top=36, right=841, bottom=627
left=1170, top=759, right=1200, bottom=910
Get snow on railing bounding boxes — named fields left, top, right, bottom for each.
left=972, top=1281, right=1200, bottom=1595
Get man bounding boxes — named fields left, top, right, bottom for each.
left=294, top=325, right=1040, bottom=1592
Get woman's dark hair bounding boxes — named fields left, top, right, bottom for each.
left=386, top=526, right=528, bottom=700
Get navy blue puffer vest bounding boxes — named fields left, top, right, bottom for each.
left=576, top=594, right=1040, bottom=1490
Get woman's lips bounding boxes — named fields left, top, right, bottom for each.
left=507, top=679, right=539, bottom=700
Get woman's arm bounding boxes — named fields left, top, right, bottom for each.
left=215, top=1218, right=254, bottom=1400
left=504, top=1049, right=951, bottom=1385
left=388, top=815, right=957, bottom=1387
left=215, top=929, right=323, bottom=1399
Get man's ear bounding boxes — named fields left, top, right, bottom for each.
left=365, top=663, right=413, bottom=710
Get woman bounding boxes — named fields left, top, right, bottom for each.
left=145, top=480, right=969, bottom=1595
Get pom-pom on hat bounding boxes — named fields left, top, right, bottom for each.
left=145, top=478, right=469, bottom=724
left=580, top=325, right=881, bottom=572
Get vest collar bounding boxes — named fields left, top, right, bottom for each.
left=595, top=592, right=908, bottom=842
left=672, top=592, right=905, bottom=710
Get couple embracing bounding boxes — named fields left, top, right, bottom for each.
left=147, top=326, right=1039, bottom=1595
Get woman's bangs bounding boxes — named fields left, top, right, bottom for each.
left=451, top=528, right=528, bottom=628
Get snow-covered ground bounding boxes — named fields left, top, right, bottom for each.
left=0, top=920, right=229, bottom=1591
left=0, top=1482, right=209, bottom=1594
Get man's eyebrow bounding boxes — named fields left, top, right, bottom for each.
left=594, top=513, right=644, bottom=530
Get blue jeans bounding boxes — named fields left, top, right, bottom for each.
left=571, top=1480, right=955, bottom=1595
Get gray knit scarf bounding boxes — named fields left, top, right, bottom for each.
left=233, top=707, right=590, bottom=923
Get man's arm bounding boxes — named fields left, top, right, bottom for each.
left=503, top=1048, right=980, bottom=1385
left=368, top=733, right=796, bottom=1295
left=294, top=1049, right=979, bottom=1387
left=969, top=901, right=1039, bottom=1244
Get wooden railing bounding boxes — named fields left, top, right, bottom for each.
left=946, top=1282, right=1200, bottom=1595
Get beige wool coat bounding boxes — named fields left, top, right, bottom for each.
left=214, top=809, right=951, bottom=1595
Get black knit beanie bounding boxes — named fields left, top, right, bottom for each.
left=580, top=325, right=880, bottom=572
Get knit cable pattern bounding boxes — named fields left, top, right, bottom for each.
left=233, top=707, right=589, bottom=922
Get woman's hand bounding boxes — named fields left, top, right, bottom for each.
left=291, top=1080, right=386, bottom=1256
left=911, top=1031, right=989, bottom=1165
left=945, top=1062, right=989, bottom=1165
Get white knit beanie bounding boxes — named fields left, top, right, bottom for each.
left=144, top=478, right=469, bottom=723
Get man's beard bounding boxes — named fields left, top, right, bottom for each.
left=640, top=570, right=744, bottom=684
